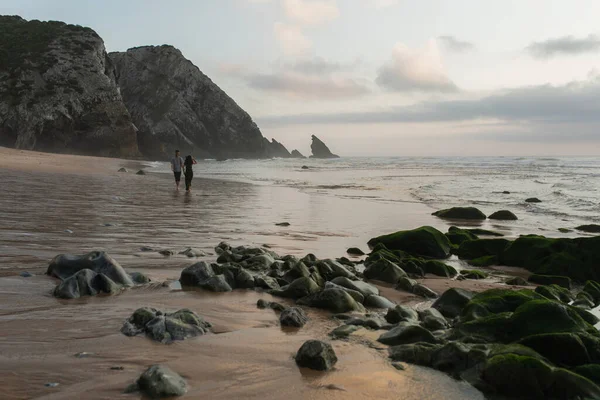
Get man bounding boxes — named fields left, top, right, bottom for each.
left=170, top=150, right=184, bottom=190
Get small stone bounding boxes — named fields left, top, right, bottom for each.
left=276, top=222, right=291, bottom=227
left=525, top=197, right=542, bottom=203
left=301, top=165, right=310, bottom=169
left=280, top=307, right=309, bottom=327
left=111, top=366, right=125, bottom=370
left=392, top=362, right=406, bottom=371
left=74, top=352, right=94, bottom=358
left=158, top=250, right=174, bottom=256
left=295, top=340, right=338, bottom=371
left=140, top=246, right=154, bottom=252
left=118, top=167, right=128, bottom=172
left=20, top=271, right=33, bottom=277
left=346, top=247, right=365, bottom=256
left=64, top=229, right=74, bottom=234
left=136, top=170, right=146, bottom=175
left=45, top=383, right=59, bottom=388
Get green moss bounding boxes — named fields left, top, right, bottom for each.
left=468, top=228, right=504, bottom=237
left=574, top=364, right=600, bottom=386
left=445, top=226, right=478, bottom=245
left=422, top=260, right=457, bottom=277
left=488, top=210, right=518, bottom=220
left=583, top=280, right=600, bottom=305
left=459, top=312, right=513, bottom=342
left=528, top=274, right=572, bottom=289
left=467, top=255, right=498, bottom=267
left=456, top=238, right=510, bottom=260
left=432, top=207, right=486, bottom=220
left=517, top=333, right=590, bottom=367
left=460, top=269, right=489, bottom=279
left=535, top=284, right=574, bottom=303
left=367, top=226, right=451, bottom=259
left=460, top=288, right=542, bottom=322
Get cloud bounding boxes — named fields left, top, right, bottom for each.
left=274, top=22, right=312, bottom=57
left=363, top=0, right=398, bottom=8
left=437, top=35, right=475, bottom=52
left=257, top=75, right=600, bottom=137
left=527, top=34, right=600, bottom=58
left=376, top=40, right=459, bottom=92
left=283, top=56, right=348, bottom=75
left=246, top=72, right=370, bottom=99
left=283, top=0, right=339, bottom=26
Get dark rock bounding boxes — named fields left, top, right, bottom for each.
left=422, top=260, right=457, bottom=278
left=456, top=238, right=510, bottom=261
left=301, top=165, right=310, bottom=169
left=330, top=277, right=379, bottom=297
left=502, top=191, right=510, bottom=194
left=583, top=280, right=600, bottom=306
left=118, top=167, right=127, bottom=172
left=468, top=228, right=504, bottom=237
left=445, top=226, right=478, bottom=246
left=432, top=207, right=486, bottom=220
left=53, top=269, right=121, bottom=299
left=135, top=365, right=187, bottom=398
left=265, top=138, right=292, bottom=158
left=432, top=288, right=475, bottom=318
left=346, top=247, right=365, bottom=256
left=19, top=271, right=33, bottom=277
left=297, top=288, right=364, bottom=313
left=388, top=342, right=441, bottom=365
left=576, top=224, right=600, bottom=233
left=460, top=269, right=489, bottom=280
left=324, top=282, right=364, bottom=304
left=364, top=294, right=395, bottom=309
left=291, top=149, right=306, bottom=158
left=488, top=210, right=518, bottom=220
left=505, top=276, right=529, bottom=286
left=573, top=291, right=595, bottom=309
left=314, top=259, right=356, bottom=280
left=378, top=324, right=438, bottom=346
left=419, top=308, right=449, bottom=331
left=329, top=324, right=360, bottom=339
left=310, top=135, right=339, bottom=159
left=535, top=284, right=574, bottom=303
left=254, top=275, right=281, bottom=290
left=280, top=307, right=309, bottom=327
left=158, top=250, right=174, bottom=256
left=413, top=284, right=439, bottom=299
left=367, top=226, right=452, bottom=259
left=574, top=364, right=600, bottom=386
left=47, top=251, right=133, bottom=286
left=179, top=248, right=207, bottom=257
left=528, top=274, right=572, bottom=289
left=0, top=16, right=138, bottom=157
left=344, top=315, right=390, bottom=330
left=256, top=299, right=286, bottom=312
left=517, top=333, right=591, bottom=367
left=363, top=258, right=407, bottom=284
left=136, top=170, right=146, bottom=175
left=275, top=222, right=291, bottom=227
left=270, top=277, right=321, bottom=300
left=110, top=45, right=275, bottom=160
left=395, top=276, right=417, bottom=293
left=295, top=340, right=338, bottom=371
left=559, top=228, right=572, bottom=233
left=460, top=288, right=543, bottom=322
left=525, top=197, right=542, bottom=203
left=385, top=305, right=419, bottom=324
left=179, top=262, right=232, bottom=292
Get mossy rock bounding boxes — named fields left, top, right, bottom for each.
left=481, top=353, right=600, bottom=399
left=505, top=276, right=529, bottom=286
left=363, top=258, right=407, bottom=284
left=583, top=280, right=600, bottom=306
left=502, top=235, right=600, bottom=282
left=388, top=342, right=441, bottom=366
left=460, top=288, right=543, bottom=322
left=574, top=364, right=600, bottom=386
left=468, top=228, right=504, bottom=237
left=466, top=255, right=498, bottom=267
left=576, top=224, right=600, bottom=233
left=528, top=274, right=572, bottom=289
left=573, top=291, right=595, bottom=309
left=456, top=238, right=510, bottom=260
left=367, top=226, right=451, bottom=259
left=432, top=288, right=475, bottom=318
left=558, top=228, right=572, bottom=233
left=488, top=210, right=518, bottom=220
left=422, top=260, right=457, bottom=278
left=432, top=207, right=486, bottom=220
left=458, top=312, right=514, bottom=342
left=525, top=197, right=542, bottom=203
left=517, top=333, right=591, bottom=367
left=460, top=269, right=489, bottom=280
left=445, top=226, right=478, bottom=246
left=535, top=284, right=574, bottom=303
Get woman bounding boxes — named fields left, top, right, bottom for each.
left=183, top=155, right=197, bottom=192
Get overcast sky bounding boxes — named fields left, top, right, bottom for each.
left=3, top=0, right=600, bottom=156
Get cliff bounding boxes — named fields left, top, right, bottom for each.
left=310, top=135, right=339, bottom=158
left=110, top=45, right=273, bottom=159
left=0, top=16, right=138, bottom=157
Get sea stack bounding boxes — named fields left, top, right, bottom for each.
left=310, top=135, right=340, bottom=159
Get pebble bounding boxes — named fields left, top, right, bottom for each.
left=110, top=366, right=124, bottom=370
left=20, top=272, right=33, bottom=278
left=74, top=352, right=94, bottom=358
left=64, top=229, right=73, bottom=234
left=45, top=383, right=59, bottom=388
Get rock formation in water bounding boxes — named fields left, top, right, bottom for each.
left=310, top=135, right=339, bottom=158
left=264, top=138, right=292, bottom=158
left=0, top=16, right=138, bottom=156
left=291, top=149, right=306, bottom=158
left=110, top=45, right=275, bottom=159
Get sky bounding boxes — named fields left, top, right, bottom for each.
left=2, top=0, right=600, bottom=156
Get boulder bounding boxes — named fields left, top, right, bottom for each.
left=270, top=277, right=321, bottom=300
left=129, top=272, right=151, bottom=284
left=256, top=299, right=286, bottom=312
left=576, top=224, right=600, bottom=233
left=574, top=364, right=600, bottom=386
left=367, top=226, right=451, bottom=259
left=419, top=308, right=449, bottom=331
left=378, top=324, right=438, bottom=346
left=280, top=307, right=309, bottom=327
left=324, top=281, right=365, bottom=303
left=136, top=170, right=146, bottom=175
left=395, top=277, right=417, bottom=293
left=179, top=248, right=207, bottom=258
left=47, top=251, right=133, bottom=286
left=309, top=135, right=340, bottom=159
left=297, top=288, right=364, bottom=313
left=329, top=324, right=360, bottom=339
left=386, top=305, right=419, bottom=324
left=460, top=270, right=489, bottom=280
left=388, top=342, right=442, bottom=366
left=525, top=197, right=542, bottom=203
left=535, top=284, right=574, bottom=303
left=364, top=295, right=395, bottom=309
left=330, top=277, right=379, bottom=297
left=583, top=280, right=600, bottom=306
left=179, top=262, right=232, bottom=292
left=413, top=284, right=439, bottom=299
left=445, top=226, right=478, bottom=246
left=134, top=365, right=187, bottom=398
left=460, top=288, right=543, bottom=322
left=528, top=274, right=572, bottom=289
left=517, top=333, right=591, bottom=367
left=363, top=258, right=407, bottom=283
left=295, top=340, right=338, bottom=370
left=254, top=275, right=281, bottom=290
left=573, top=291, right=595, bottom=309
left=121, top=308, right=211, bottom=344
left=53, top=269, right=121, bottom=299
left=432, top=288, right=475, bottom=318
left=505, top=276, right=529, bottom=286
left=347, top=247, right=365, bottom=256
left=432, top=207, right=486, bottom=220
left=422, top=260, right=457, bottom=278
left=344, top=315, right=390, bottom=330
left=315, top=259, right=355, bottom=280
left=456, top=239, right=510, bottom=261
left=118, top=167, right=128, bottom=172
left=488, top=210, right=518, bottom=220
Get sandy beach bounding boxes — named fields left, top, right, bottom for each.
left=0, top=148, right=534, bottom=399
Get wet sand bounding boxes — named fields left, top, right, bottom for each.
left=0, top=148, right=517, bottom=399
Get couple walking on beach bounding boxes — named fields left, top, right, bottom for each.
left=171, top=150, right=197, bottom=192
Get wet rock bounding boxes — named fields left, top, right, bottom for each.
left=280, top=307, right=308, bottom=327
left=423, top=260, right=458, bottom=278
left=505, top=276, right=529, bottom=286
left=395, top=277, right=417, bottom=293
left=276, top=222, right=291, bottom=227
left=315, top=259, right=356, bottom=281
left=347, top=247, right=365, bottom=256
left=576, top=224, right=600, bottom=233
left=535, top=284, right=574, bottom=303
left=573, top=291, right=595, bottom=309
left=295, top=340, right=338, bottom=370
left=517, top=333, right=591, bottom=367
left=388, top=342, right=441, bottom=365
left=363, top=258, right=407, bottom=284
left=445, top=226, right=479, bottom=246
left=297, top=288, right=364, bottom=313
left=136, top=170, right=146, bottom=175
left=256, top=299, right=287, bottom=312
left=330, top=277, right=379, bottom=297
left=179, top=262, right=232, bottom=292
left=460, top=269, right=489, bottom=280
left=413, top=283, right=438, bottom=299
left=270, top=277, right=321, bottom=300
left=368, top=226, right=452, bottom=259
left=158, top=250, right=174, bottom=256
left=525, top=197, right=542, bottom=203
left=47, top=251, right=133, bottom=286
left=559, top=228, right=572, bottom=233
left=20, top=271, right=33, bottom=277
left=121, top=308, right=211, bottom=344
left=528, top=274, right=572, bottom=289
left=324, top=281, right=364, bottom=303
left=118, top=167, right=127, bottom=172
left=53, top=269, right=121, bottom=299
left=419, top=308, right=449, bottom=331
left=488, top=210, right=518, bottom=220
left=329, top=324, right=360, bottom=339
left=432, top=288, right=475, bottom=318
left=129, top=272, right=151, bottom=284
left=378, top=324, right=439, bottom=346
left=344, top=315, right=390, bottom=330
left=301, top=165, right=309, bottom=169
left=254, top=275, right=281, bottom=290
left=179, top=248, right=207, bottom=257
left=135, top=365, right=187, bottom=398
left=385, top=305, right=419, bottom=324
left=364, top=294, right=395, bottom=309
left=432, top=207, right=486, bottom=220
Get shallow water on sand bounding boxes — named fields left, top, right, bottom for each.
left=0, top=165, right=493, bottom=399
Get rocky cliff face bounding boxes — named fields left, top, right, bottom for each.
left=310, top=135, right=339, bottom=158
left=0, top=16, right=138, bottom=157
left=110, top=45, right=272, bottom=159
